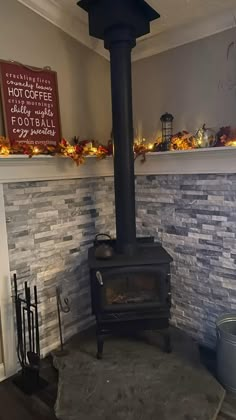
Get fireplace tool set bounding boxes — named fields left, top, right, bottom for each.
left=13, top=273, right=47, bottom=394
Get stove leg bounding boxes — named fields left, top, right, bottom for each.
left=96, top=334, right=104, bottom=360
left=163, top=330, right=172, bottom=353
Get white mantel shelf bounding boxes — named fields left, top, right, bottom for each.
left=0, top=147, right=236, bottom=183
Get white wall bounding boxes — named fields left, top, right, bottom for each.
left=132, top=28, right=236, bottom=141
left=0, top=0, right=112, bottom=141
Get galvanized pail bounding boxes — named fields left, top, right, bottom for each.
left=216, top=313, right=236, bottom=392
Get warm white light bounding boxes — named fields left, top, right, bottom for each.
left=227, top=140, right=236, bottom=147
left=67, top=146, right=75, bottom=154
left=86, top=142, right=93, bottom=149
left=0, top=146, right=10, bottom=155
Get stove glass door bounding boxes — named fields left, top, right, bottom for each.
left=101, top=266, right=169, bottom=312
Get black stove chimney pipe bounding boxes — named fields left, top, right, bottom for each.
left=78, top=0, right=160, bottom=255
left=108, top=29, right=136, bottom=255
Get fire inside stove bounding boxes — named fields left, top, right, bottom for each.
left=105, top=273, right=161, bottom=305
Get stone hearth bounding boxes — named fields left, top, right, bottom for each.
left=54, top=327, right=225, bottom=420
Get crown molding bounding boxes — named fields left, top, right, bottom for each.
left=132, top=8, right=236, bottom=61
left=17, top=0, right=109, bottom=60
left=17, top=1, right=236, bottom=62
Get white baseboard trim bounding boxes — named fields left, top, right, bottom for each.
left=0, top=363, right=5, bottom=382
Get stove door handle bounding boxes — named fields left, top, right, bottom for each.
left=96, top=271, right=103, bottom=286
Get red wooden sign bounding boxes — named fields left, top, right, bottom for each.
left=0, top=61, right=61, bottom=147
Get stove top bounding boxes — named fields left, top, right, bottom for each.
left=88, top=238, right=173, bottom=269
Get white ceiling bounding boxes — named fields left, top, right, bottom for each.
left=18, top=0, right=236, bottom=61
left=145, top=0, right=236, bottom=37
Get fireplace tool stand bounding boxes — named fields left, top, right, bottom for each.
left=13, top=274, right=47, bottom=395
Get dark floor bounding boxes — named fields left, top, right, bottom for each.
left=199, top=345, right=216, bottom=372
left=0, top=356, right=58, bottom=420
left=0, top=338, right=235, bottom=419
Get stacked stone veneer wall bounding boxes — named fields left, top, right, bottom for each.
left=3, top=178, right=115, bottom=355
left=3, top=173, right=236, bottom=352
left=136, top=174, right=236, bottom=348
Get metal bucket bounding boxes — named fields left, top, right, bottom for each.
left=216, top=313, right=236, bottom=392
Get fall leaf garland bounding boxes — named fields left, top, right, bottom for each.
left=0, top=136, right=152, bottom=164
left=1, top=126, right=236, bottom=165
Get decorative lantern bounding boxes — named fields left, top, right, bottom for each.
left=160, top=112, right=174, bottom=150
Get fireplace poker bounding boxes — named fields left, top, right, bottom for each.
left=14, top=274, right=24, bottom=367
left=34, top=285, right=40, bottom=357
left=56, top=286, right=70, bottom=355
left=25, top=282, right=32, bottom=353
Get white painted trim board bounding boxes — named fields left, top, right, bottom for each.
left=0, top=147, right=236, bottom=184
left=0, top=185, right=17, bottom=377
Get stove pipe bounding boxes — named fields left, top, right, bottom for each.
left=78, top=0, right=160, bottom=255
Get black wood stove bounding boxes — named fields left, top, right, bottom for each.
left=78, top=0, right=173, bottom=358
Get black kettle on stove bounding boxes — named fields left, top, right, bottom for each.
left=94, top=234, right=114, bottom=260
